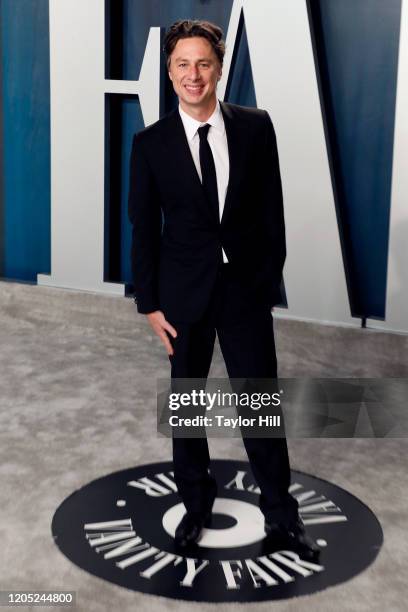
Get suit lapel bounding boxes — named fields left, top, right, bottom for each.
left=220, top=101, right=247, bottom=227
left=160, top=103, right=247, bottom=226
left=160, top=109, right=215, bottom=224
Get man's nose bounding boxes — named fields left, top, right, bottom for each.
left=188, top=65, right=200, bottom=80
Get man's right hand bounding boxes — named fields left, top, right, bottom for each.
left=146, top=311, right=177, bottom=356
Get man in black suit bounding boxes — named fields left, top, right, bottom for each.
left=128, top=19, right=318, bottom=557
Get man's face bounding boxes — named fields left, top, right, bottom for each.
left=168, top=36, right=222, bottom=115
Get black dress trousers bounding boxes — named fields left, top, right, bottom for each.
left=167, top=261, right=299, bottom=528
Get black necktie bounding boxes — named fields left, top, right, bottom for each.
left=198, top=124, right=219, bottom=222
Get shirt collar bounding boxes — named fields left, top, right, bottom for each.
left=178, top=99, right=224, bottom=142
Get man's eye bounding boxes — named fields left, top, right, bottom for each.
left=179, top=63, right=187, bottom=68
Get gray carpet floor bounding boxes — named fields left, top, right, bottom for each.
left=1, top=280, right=407, bottom=611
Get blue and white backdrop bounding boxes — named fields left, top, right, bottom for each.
left=0, top=0, right=406, bottom=332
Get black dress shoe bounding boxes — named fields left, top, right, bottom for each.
left=174, top=511, right=212, bottom=549
left=264, top=518, right=320, bottom=560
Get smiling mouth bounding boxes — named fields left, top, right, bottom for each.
left=184, top=84, right=204, bottom=94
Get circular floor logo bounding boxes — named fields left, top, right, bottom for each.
left=51, top=460, right=383, bottom=602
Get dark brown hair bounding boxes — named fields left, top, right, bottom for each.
left=163, top=19, right=225, bottom=68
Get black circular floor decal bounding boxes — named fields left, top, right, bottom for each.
left=52, top=460, right=383, bottom=602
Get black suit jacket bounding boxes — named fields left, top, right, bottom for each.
left=128, top=101, right=286, bottom=323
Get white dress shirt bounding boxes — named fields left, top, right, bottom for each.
left=178, top=99, right=230, bottom=263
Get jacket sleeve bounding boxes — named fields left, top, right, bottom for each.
left=262, top=110, right=286, bottom=287
left=128, top=133, right=162, bottom=314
